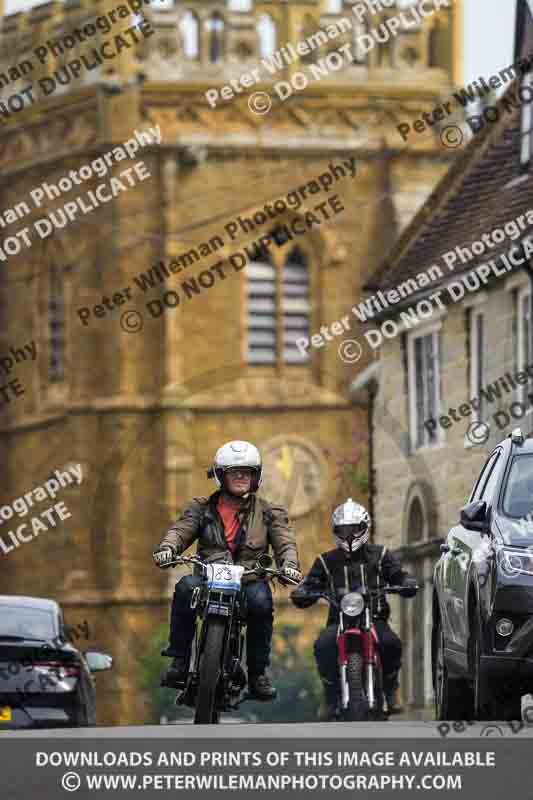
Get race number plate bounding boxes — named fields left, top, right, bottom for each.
left=0, top=706, right=12, bottom=721
left=207, top=563, right=245, bottom=591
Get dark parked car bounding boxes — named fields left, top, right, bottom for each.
left=432, top=428, right=533, bottom=721
left=0, top=595, right=112, bottom=729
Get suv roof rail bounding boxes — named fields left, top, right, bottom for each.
left=510, top=428, right=525, bottom=445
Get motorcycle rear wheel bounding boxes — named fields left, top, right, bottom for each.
left=194, top=617, right=226, bottom=724
left=345, top=652, right=369, bottom=721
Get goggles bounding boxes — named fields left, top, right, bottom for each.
left=222, top=467, right=255, bottom=476
left=334, top=523, right=368, bottom=540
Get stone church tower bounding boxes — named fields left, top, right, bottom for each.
left=0, top=0, right=461, bottom=724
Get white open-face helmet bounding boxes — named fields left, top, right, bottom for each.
left=212, top=440, right=262, bottom=492
left=331, top=498, right=371, bottom=554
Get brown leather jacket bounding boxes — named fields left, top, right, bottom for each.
left=158, top=491, right=300, bottom=581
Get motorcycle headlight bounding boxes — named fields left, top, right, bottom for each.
left=340, top=592, right=364, bottom=617
left=498, top=548, right=533, bottom=578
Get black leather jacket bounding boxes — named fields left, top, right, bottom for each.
left=291, top=544, right=413, bottom=625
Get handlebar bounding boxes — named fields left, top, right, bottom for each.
left=304, top=583, right=418, bottom=607
left=166, top=555, right=206, bottom=570
left=166, top=555, right=300, bottom=584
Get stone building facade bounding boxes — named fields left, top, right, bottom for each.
left=0, top=0, right=461, bottom=724
left=361, top=0, right=533, bottom=713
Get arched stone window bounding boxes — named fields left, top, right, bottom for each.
left=282, top=246, right=310, bottom=364
left=300, top=14, right=322, bottom=64
left=247, top=251, right=276, bottom=364
left=246, top=239, right=310, bottom=365
left=180, top=9, right=200, bottom=60
left=48, top=265, right=66, bottom=383
left=400, top=481, right=439, bottom=712
left=407, top=495, right=425, bottom=544
left=352, top=18, right=369, bottom=65
left=206, top=12, right=225, bottom=63
left=257, top=13, right=277, bottom=58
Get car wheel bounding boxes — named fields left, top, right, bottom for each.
left=434, top=618, right=472, bottom=721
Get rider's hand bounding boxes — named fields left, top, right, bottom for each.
left=153, top=546, right=176, bottom=569
left=279, top=566, right=303, bottom=586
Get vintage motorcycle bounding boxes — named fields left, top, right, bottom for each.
left=165, top=553, right=299, bottom=724
left=307, top=563, right=417, bottom=721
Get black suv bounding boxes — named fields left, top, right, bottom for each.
left=432, top=428, right=533, bottom=721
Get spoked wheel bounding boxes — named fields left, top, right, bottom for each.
left=345, top=652, right=369, bottom=721
left=194, top=617, right=226, bottom=724
left=434, top=619, right=472, bottom=721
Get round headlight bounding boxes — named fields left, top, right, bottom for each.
left=340, top=592, right=364, bottom=617
left=501, top=552, right=523, bottom=576
left=496, top=618, right=514, bottom=637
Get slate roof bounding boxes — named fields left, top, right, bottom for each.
left=364, top=80, right=533, bottom=318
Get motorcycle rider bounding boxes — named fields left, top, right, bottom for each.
left=290, top=498, right=417, bottom=720
left=153, top=440, right=302, bottom=700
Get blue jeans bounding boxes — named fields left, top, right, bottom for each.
left=166, top=575, right=274, bottom=677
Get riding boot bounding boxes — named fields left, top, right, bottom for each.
left=385, top=687, right=404, bottom=715
left=383, top=670, right=404, bottom=715
left=161, top=656, right=189, bottom=688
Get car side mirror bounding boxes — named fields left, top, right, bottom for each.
left=84, top=651, right=113, bottom=673
left=460, top=500, right=491, bottom=534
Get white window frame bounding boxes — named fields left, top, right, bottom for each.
left=521, top=71, right=533, bottom=169
left=517, top=285, right=533, bottom=431
left=469, top=306, right=486, bottom=424
left=257, top=13, right=277, bottom=58
left=180, top=10, right=200, bottom=60
left=407, top=323, right=442, bottom=451
left=401, top=486, right=435, bottom=709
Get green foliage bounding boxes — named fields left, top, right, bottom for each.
left=244, top=623, right=323, bottom=723
left=340, top=464, right=369, bottom=497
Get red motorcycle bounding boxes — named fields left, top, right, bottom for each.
left=308, top=563, right=417, bottom=721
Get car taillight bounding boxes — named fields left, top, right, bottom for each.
left=33, top=661, right=80, bottom=678
left=61, top=666, right=80, bottom=678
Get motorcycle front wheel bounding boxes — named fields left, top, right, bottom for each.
left=345, top=652, right=369, bottom=721
left=194, top=617, right=226, bottom=724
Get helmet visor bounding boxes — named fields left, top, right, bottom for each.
left=334, top=523, right=368, bottom=540
left=222, top=467, right=255, bottom=477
